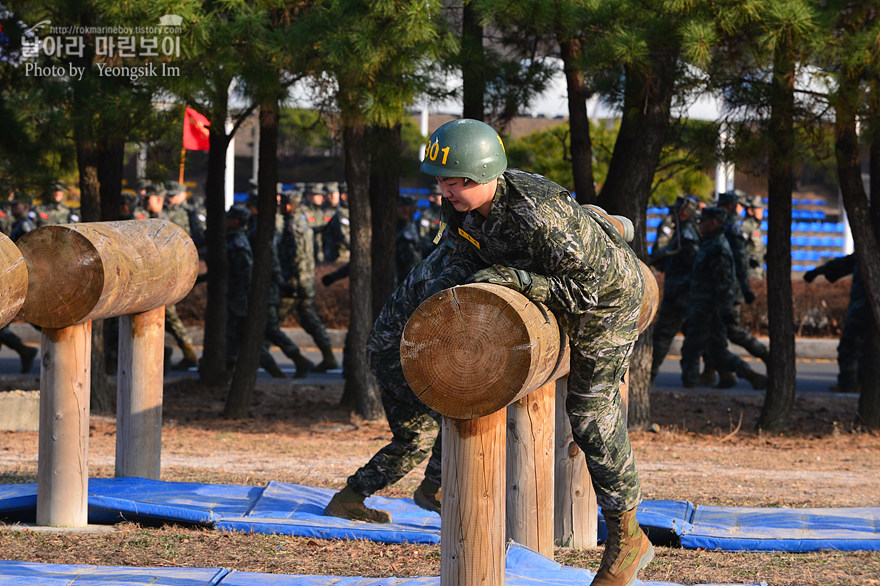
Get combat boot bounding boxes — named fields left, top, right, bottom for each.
left=263, top=359, right=287, bottom=379
left=313, top=345, right=339, bottom=372
left=830, top=382, right=860, bottom=394
left=172, top=345, right=199, bottom=370
left=698, top=366, right=717, bottom=386
left=324, top=485, right=391, bottom=524
left=291, top=351, right=314, bottom=379
left=715, top=370, right=737, bottom=389
left=743, top=369, right=766, bottom=391
left=592, top=506, right=654, bottom=586
left=18, top=345, right=37, bottom=374
left=413, top=479, right=441, bottom=514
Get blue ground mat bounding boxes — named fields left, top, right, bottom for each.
left=679, top=505, right=880, bottom=552
left=216, top=482, right=441, bottom=544
left=1, top=479, right=878, bottom=552
left=0, top=543, right=763, bottom=586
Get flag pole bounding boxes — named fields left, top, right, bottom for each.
left=179, top=146, right=186, bottom=184
left=179, top=109, right=187, bottom=184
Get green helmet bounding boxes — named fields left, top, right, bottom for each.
left=420, top=119, right=507, bottom=183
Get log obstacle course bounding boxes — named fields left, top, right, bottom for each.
left=0, top=232, right=28, bottom=330
left=15, top=219, right=198, bottom=527
left=401, top=262, right=658, bottom=586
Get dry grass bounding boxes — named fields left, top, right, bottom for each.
left=2, top=378, right=879, bottom=585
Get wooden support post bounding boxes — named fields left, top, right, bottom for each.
left=506, top=380, right=555, bottom=556
left=116, top=307, right=166, bottom=479
left=36, top=322, right=92, bottom=527
left=554, top=377, right=598, bottom=548
left=442, top=411, right=507, bottom=586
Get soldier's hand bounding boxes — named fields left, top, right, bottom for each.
left=466, top=265, right=532, bottom=295
left=803, top=268, right=819, bottom=283
left=743, top=290, right=756, bottom=304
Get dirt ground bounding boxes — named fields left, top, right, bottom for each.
left=1, top=377, right=879, bottom=585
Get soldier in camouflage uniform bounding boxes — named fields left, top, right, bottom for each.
left=247, top=192, right=315, bottom=378
left=0, top=192, right=39, bottom=373
left=395, top=195, right=423, bottom=283
left=414, top=184, right=443, bottom=256
left=740, top=195, right=766, bottom=280
left=157, top=182, right=200, bottom=370
left=326, top=119, right=652, bottom=586
left=322, top=182, right=350, bottom=262
left=804, top=254, right=865, bottom=393
left=34, top=181, right=78, bottom=226
left=225, top=205, right=254, bottom=370
left=712, top=191, right=769, bottom=387
left=680, top=207, right=766, bottom=391
left=302, top=182, right=331, bottom=263
left=324, top=240, right=455, bottom=521
left=278, top=190, right=338, bottom=371
left=649, top=195, right=700, bottom=383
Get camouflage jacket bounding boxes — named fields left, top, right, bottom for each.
left=656, top=217, right=700, bottom=298
left=226, top=227, right=253, bottom=318
left=434, top=169, right=644, bottom=344
left=723, top=218, right=753, bottom=302
left=164, top=203, right=191, bottom=234
left=396, top=217, right=422, bottom=284
left=740, top=215, right=764, bottom=265
left=278, top=211, right=316, bottom=298
left=10, top=216, right=36, bottom=243
left=689, top=228, right=736, bottom=319
left=34, top=201, right=75, bottom=226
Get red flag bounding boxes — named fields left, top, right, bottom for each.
left=183, top=106, right=210, bottom=151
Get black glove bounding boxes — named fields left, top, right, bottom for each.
left=722, top=311, right=736, bottom=325
left=803, top=268, right=820, bottom=283
left=466, top=265, right=533, bottom=295
left=749, top=258, right=760, bottom=268
left=743, top=290, right=756, bottom=304
left=424, top=276, right=457, bottom=299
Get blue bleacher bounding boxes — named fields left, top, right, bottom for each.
left=792, top=250, right=807, bottom=261
left=761, top=221, right=768, bottom=231
left=793, top=236, right=808, bottom=247
left=762, top=235, right=768, bottom=245
left=806, top=251, right=821, bottom=262
left=646, top=217, right=662, bottom=228
left=647, top=231, right=656, bottom=243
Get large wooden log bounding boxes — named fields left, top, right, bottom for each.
left=16, top=220, right=198, bottom=328
left=36, top=322, right=91, bottom=527
left=0, top=232, right=28, bottom=329
left=506, top=380, right=555, bottom=556
left=401, top=283, right=563, bottom=420
left=441, top=411, right=506, bottom=586
left=116, top=307, right=165, bottom=479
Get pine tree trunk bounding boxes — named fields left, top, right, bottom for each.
left=225, top=102, right=278, bottom=418
left=759, top=46, right=797, bottom=432
left=461, top=2, right=485, bottom=121
left=369, top=125, right=401, bottom=318
left=834, top=75, right=880, bottom=429
left=340, top=115, right=383, bottom=419
left=559, top=39, right=596, bottom=205
left=597, top=45, right=679, bottom=430
left=200, top=88, right=233, bottom=387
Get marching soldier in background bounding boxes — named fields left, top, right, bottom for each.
left=415, top=184, right=442, bottom=256
left=712, top=191, right=769, bottom=387
left=119, top=192, right=147, bottom=220
left=649, top=195, right=700, bottom=383
left=34, top=181, right=78, bottom=226
left=225, top=205, right=254, bottom=372
left=9, top=192, right=36, bottom=243
left=804, top=254, right=865, bottom=393
left=278, top=189, right=338, bottom=372
left=395, top=194, right=423, bottom=283
left=302, top=182, right=332, bottom=263
left=741, top=195, right=766, bottom=280
left=680, top=207, right=767, bottom=391
left=323, top=181, right=350, bottom=262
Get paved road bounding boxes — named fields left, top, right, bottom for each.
left=0, top=323, right=847, bottom=395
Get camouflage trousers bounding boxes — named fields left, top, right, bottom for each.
left=278, top=296, right=333, bottom=353
left=166, top=303, right=197, bottom=360
left=725, top=303, right=769, bottom=361
left=650, top=290, right=689, bottom=378
left=680, top=309, right=749, bottom=385
left=838, top=299, right=868, bottom=388
left=562, top=269, right=644, bottom=514
left=263, top=304, right=302, bottom=360
left=347, top=243, right=453, bottom=497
